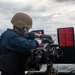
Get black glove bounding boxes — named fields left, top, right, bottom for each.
left=40, top=34, right=54, bottom=44
left=41, top=38, right=51, bottom=44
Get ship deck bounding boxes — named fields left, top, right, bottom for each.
left=25, top=64, right=75, bottom=75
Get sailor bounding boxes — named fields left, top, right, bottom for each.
left=0, top=12, right=42, bottom=75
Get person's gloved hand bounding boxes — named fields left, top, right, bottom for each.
left=40, top=34, right=54, bottom=44
left=41, top=38, right=51, bottom=44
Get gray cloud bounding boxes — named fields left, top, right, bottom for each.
left=0, top=1, right=34, bottom=13
left=35, top=5, right=47, bottom=12
left=55, top=0, right=75, bottom=3
left=0, top=0, right=75, bottom=34
left=22, top=4, right=33, bottom=12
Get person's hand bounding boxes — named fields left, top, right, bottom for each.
left=37, top=40, right=42, bottom=45
left=34, top=32, right=42, bottom=38
left=40, top=34, right=54, bottom=44
left=41, top=38, right=51, bottom=44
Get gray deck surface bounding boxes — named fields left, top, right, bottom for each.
left=53, top=64, right=75, bottom=73
left=25, top=64, right=75, bottom=74
left=0, top=64, right=75, bottom=75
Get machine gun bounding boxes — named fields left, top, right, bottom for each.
left=25, top=34, right=63, bottom=75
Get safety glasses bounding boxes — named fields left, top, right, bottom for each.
left=14, top=26, right=30, bottom=31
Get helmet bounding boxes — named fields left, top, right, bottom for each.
left=11, top=12, right=32, bottom=28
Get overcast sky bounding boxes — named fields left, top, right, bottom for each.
left=0, top=0, right=75, bottom=34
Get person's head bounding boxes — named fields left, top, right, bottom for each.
left=11, top=12, right=32, bottom=35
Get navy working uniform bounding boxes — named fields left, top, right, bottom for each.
left=0, top=12, right=43, bottom=75
left=0, top=29, right=39, bottom=75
